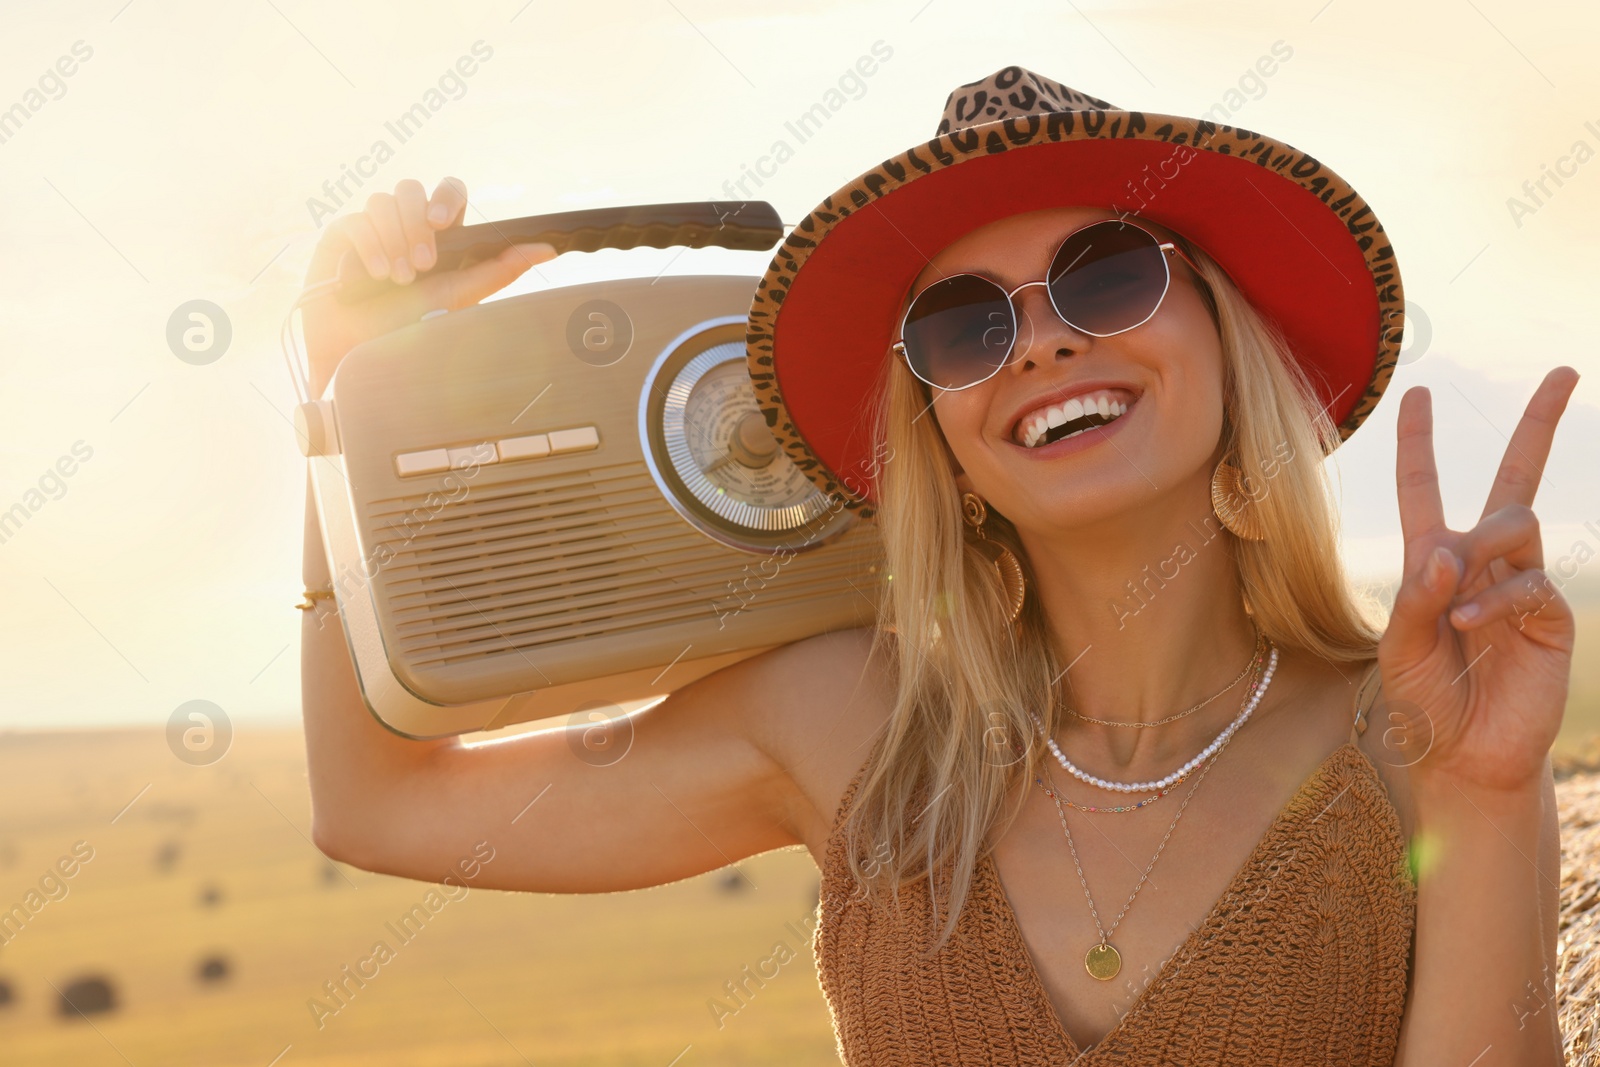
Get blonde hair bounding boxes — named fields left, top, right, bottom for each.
left=842, top=232, right=1389, bottom=953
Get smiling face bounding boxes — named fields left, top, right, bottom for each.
left=910, top=206, right=1229, bottom=536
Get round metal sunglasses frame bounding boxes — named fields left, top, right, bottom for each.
left=890, top=218, right=1205, bottom=393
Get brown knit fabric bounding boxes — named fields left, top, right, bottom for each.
left=813, top=737, right=1418, bottom=1065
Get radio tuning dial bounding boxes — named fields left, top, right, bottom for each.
left=640, top=319, right=856, bottom=553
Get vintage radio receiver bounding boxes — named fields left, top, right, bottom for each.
left=292, top=203, right=887, bottom=738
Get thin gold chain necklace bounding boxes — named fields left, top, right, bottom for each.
left=1064, top=621, right=1263, bottom=729
left=1037, top=642, right=1278, bottom=794
left=1042, top=745, right=1226, bottom=980
left=1032, top=765, right=1192, bottom=813
left=1029, top=643, right=1267, bottom=814
left=1041, top=648, right=1273, bottom=981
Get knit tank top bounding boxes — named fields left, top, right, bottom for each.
left=813, top=725, right=1418, bottom=1065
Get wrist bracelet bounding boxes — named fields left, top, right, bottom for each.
left=297, top=587, right=336, bottom=611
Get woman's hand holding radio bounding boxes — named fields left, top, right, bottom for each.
left=297, top=181, right=885, bottom=898
left=300, top=176, right=558, bottom=396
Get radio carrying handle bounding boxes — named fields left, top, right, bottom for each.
left=283, top=199, right=784, bottom=431
left=331, top=200, right=785, bottom=305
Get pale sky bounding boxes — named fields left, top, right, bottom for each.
left=0, top=0, right=1595, bottom=728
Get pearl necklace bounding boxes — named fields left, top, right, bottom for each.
left=1028, top=642, right=1278, bottom=794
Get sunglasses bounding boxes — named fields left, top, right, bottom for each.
left=891, top=218, right=1204, bottom=392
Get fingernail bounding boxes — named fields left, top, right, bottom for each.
left=428, top=203, right=449, bottom=224
left=1451, top=602, right=1480, bottom=625
left=413, top=243, right=433, bottom=269
left=366, top=254, right=388, bottom=277
left=1428, top=547, right=1455, bottom=590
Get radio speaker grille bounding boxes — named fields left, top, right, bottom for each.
left=367, top=462, right=877, bottom=672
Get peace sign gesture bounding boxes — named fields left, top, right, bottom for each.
left=1377, top=366, right=1582, bottom=793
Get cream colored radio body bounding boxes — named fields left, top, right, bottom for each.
left=301, top=273, right=886, bottom=738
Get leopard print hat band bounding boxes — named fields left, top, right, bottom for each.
left=743, top=65, right=1405, bottom=520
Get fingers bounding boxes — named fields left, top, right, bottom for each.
left=360, top=176, right=468, bottom=288
left=1479, top=366, right=1582, bottom=520
left=1453, top=503, right=1544, bottom=585
left=1382, top=543, right=1463, bottom=665
left=1447, top=566, right=1571, bottom=632
left=394, top=178, right=435, bottom=273
left=323, top=211, right=389, bottom=281
left=305, top=177, right=469, bottom=289
left=1395, top=386, right=1448, bottom=564
left=305, top=176, right=552, bottom=312
left=363, top=191, right=415, bottom=284
left=428, top=176, right=468, bottom=229
left=430, top=241, right=557, bottom=311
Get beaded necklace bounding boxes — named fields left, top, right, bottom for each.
left=1034, top=642, right=1273, bottom=980
left=1030, top=642, right=1278, bottom=794
left=1024, top=639, right=1268, bottom=814
left=1030, top=643, right=1267, bottom=819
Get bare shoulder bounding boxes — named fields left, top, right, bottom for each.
left=1250, top=649, right=1416, bottom=842
left=745, top=626, right=897, bottom=863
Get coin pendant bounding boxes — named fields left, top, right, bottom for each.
left=1085, top=942, right=1121, bottom=981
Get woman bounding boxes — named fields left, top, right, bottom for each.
left=297, top=66, right=1577, bottom=1064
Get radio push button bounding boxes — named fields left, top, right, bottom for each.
left=394, top=449, right=451, bottom=476
left=496, top=434, right=551, bottom=461
left=548, top=426, right=600, bottom=453
left=447, top=442, right=498, bottom=469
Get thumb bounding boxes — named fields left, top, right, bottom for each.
left=1384, top=545, right=1464, bottom=664
left=431, top=242, right=558, bottom=310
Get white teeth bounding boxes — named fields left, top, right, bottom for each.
left=1017, top=392, right=1134, bottom=448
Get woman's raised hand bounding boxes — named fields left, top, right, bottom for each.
left=299, top=176, right=557, bottom=395
left=1377, top=366, right=1582, bottom=793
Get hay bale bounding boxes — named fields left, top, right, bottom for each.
left=1558, top=769, right=1600, bottom=1065
left=154, top=840, right=181, bottom=873
left=57, top=975, right=116, bottom=1018
left=1556, top=737, right=1600, bottom=783
left=196, top=955, right=231, bottom=985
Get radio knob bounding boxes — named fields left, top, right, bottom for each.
left=729, top=412, right=778, bottom=469
left=294, top=400, right=341, bottom=457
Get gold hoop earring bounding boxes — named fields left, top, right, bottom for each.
left=961, top=492, right=1026, bottom=625
left=1210, top=458, right=1266, bottom=541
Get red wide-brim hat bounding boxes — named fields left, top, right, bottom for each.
left=744, top=66, right=1405, bottom=521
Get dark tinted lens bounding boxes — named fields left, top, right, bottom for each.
left=1046, top=222, right=1169, bottom=335
left=901, top=274, right=1015, bottom=390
